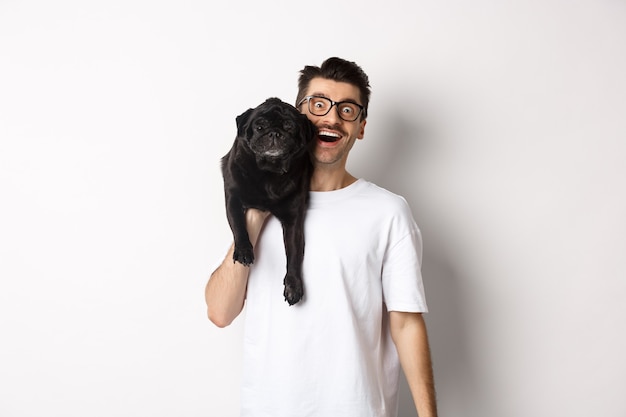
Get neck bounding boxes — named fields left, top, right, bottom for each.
left=310, top=169, right=357, bottom=192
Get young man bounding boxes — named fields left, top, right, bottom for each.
left=206, top=57, right=437, bottom=417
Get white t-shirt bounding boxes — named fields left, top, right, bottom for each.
left=240, top=179, right=427, bottom=417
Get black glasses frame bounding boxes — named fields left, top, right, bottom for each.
left=297, top=95, right=365, bottom=122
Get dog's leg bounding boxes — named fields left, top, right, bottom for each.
left=280, top=209, right=306, bottom=305
left=225, top=192, right=254, bottom=266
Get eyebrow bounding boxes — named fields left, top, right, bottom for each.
left=309, top=92, right=360, bottom=105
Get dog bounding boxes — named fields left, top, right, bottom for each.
left=221, top=97, right=317, bottom=305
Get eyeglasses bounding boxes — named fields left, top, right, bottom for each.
left=297, top=95, right=365, bottom=122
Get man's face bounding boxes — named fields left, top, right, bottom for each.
left=299, top=78, right=367, bottom=169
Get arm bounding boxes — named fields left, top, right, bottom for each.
left=205, top=208, right=269, bottom=328
left=390, top=311, right=438, bottom=417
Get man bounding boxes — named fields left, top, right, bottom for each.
left=206, top=57, right=437, bottom=417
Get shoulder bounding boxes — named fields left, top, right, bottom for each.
left=355, top=180, right=413, bottom=214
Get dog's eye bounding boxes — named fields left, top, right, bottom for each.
left=253, top=118, right=269, bottom=131
left=283, top=121, right=295, bottom=131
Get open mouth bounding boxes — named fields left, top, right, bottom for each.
left=318, top=130, right=341, bottom=143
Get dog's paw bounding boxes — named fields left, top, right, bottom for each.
left=233, top=243, right=254, bottom=266
left=283, top=274, right=303, bottom=305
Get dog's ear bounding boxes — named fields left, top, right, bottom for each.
left=236, top=108, right=254, bottom=138
left=300, top=113, right=318, bottom=144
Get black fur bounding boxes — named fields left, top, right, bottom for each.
left=221, top=98, right=316, bottom=305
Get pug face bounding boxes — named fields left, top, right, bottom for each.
left=236, top=98, right=316, bottom=173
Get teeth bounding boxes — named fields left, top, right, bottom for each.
left=319, top=130, right=340, bottom=138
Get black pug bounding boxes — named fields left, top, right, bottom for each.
left=221, top=97, right=317, bottom=305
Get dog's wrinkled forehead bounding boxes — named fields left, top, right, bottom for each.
left=253, top=99, right=299, bottom=124
left=236, top=98, right=302, bottom=137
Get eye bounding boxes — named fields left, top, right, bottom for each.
left=253, top=119, right=268, bottom=131
left=340, top=105, right=355, bottom=115
left=283, top=121, right=295, bottom=130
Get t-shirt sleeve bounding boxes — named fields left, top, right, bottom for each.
left=381, top=200, right=428, bottom=313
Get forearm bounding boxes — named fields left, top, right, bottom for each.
left=205, top=209, right=269, bottom=328
left=390, top=312, right=438, bottom=417
left=205, top=244, right=250, bottom=327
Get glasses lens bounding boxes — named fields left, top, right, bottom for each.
left=337, top=103, right=360, bottom=121
left=308, top=97, right=331, bottom=116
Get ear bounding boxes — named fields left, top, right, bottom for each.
left=356, top=119, right=367, bottom=140
left=300, top=113, right=317, bottom=143
left=236, top=108, right=254, bottom=137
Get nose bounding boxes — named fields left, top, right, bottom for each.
left=320, top=105, right=341, bottom=125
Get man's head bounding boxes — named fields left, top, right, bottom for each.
left=296, top=57, right=371, bottom=121
left=295, top=58, right=371, bottom=171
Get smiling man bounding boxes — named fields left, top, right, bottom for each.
left=296, top=78, right=366, bottom=184
left=206, top=57, right=437, bottom=417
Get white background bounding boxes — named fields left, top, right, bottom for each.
left=1, top=1, right=625, bottom=416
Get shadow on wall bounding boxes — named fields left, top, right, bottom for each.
left=355, top=110, right=484, bottom=417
